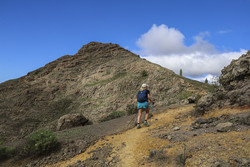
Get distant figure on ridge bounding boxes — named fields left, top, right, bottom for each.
left=136, top=83, right=154, bottom=129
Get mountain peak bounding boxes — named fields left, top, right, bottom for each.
left=76, top=42, right=128, bottom=57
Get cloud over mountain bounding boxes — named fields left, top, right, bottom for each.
left=136, top=24, right=247, bottom=81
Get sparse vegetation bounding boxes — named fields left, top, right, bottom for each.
left=167, top=101, right=177, bottom=106
left=100, top=111, right=126, bottom=122
left=86, top=72, right=127, bottom=87
left=149, top=149, right=169, bottom=163
left=177, top=90, right=193, bottom=100
left=0, top=146, right=16, bottom=161
left=126, top=104, right=138, bottom=115
left=27, top=129, right=59, bottom=155
left=141, top=70, right=148, bottom=77
left=49, top=98, right=73, bottom=121
left=208, top=84, right=220, bottom=93
left=176, top=154, right=186, bottom=166
left=175, top=144, right=187, bottom=166
left=27, top=68, right=43, bottom=77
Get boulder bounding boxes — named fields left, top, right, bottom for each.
left=194, top=93, right=215, bottom=115
left=173, top=127, right=180, bottom=131
left=216, top=122, right=233, bottom=132
left=187, top=94, right=200, bottom=103
left=57, top=114, right=89, bottom=131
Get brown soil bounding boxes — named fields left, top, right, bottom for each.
left=43, top=105, right=250, bottom=167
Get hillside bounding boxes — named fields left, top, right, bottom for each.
left=0, top=43, right=249, bottom=167
left=0, top=42, right=212, bottom=143
left=3, top=105, right=249, bottom=167
left=47, top=105, right=249, bottom=167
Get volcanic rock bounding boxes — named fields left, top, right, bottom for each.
left=195, top=50, right=250, bottom=113
left=57, top=114, right=89, bottom=131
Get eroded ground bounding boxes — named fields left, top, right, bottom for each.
left=47, top=105, right=250, bottom=167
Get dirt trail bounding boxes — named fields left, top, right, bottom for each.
left=47, top=105, right=250, bottom=167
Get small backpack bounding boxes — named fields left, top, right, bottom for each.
left=137, top=89, right=148, bottom=102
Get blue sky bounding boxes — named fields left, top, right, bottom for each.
left=0, top=0, right=249, bottom=83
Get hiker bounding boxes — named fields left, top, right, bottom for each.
left=136, top=83, right=154, bottom=129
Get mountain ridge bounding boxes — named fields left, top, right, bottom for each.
left=0, top=42, right=211, bottom=143
left=0, top=43, right=249, bottom=167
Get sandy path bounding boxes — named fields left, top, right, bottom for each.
left=47, top=105, right=250, bottom=167
left=47, top=105, right=194, bottom=167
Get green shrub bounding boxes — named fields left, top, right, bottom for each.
left=100, top=111, right=125, bottom=122
left=27, top=129, right=58, bottom=155
left=141, top=70, right=148, bottom=77
left=149, top=149, right=169, bottom=162
left=126, top=104, right=138, bottom=115
left=0, top=146, right=15, bottom=161
left=176, top=144, right=187, bottom=165
left=176, top=154, right=186, bottom=165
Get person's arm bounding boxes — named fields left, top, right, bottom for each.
left=147, top=94, right=154, bottom=104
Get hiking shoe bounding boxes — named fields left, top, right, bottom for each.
left=137, top=125, right=141, bottom=129
left=144, top=122, right=150, bottom=126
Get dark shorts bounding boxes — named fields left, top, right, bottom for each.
left=137, top=101, right=149, bottom=109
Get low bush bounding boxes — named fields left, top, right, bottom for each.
left=141, top=70, right=148, bottom=77
left=175, top=144, right=187, bottom=166
left=27, top=129, right=58, bottom=155
left=177, top=90, right=193, bottom=100
left=126, top=104, right=138, bottom=115
left=0, top=146, right=15, bottom=161
left=100, top=111, right=125, bottom=122
left=176, top=154, right=186, bottom=166
left=149, top=149, right=169, bottom=163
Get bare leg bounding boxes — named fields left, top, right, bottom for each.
left=137, top=109, right=142, bottom=124
left=145, top=109, right=149, bottom=121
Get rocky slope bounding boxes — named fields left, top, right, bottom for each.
left=54, top=106, right=249, bottom=167
left=195, top=50, right=250, bottom=114
left=220, top=50, right=250, bottom=105
left=0, top=42, right=211, bottom=143
left=7, top=105, right=248, bottom=167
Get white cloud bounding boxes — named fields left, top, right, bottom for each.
left=136, top=24, right=247, bottom=78
left=136, top=24, right=186, bottom=55
left=190, top=74, right=217, bottom=83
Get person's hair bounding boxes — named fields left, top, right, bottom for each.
left=140, top=86, right=147, bottom=91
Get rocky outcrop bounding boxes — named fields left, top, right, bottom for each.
left=220, top=51, right=250, bottom=90
left=220, top=50, right=250, bottom=106
left=57, top=114, right=89, bottom=131
left=195, top=51, right=250, bottom=114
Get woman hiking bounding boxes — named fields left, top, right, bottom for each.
left=136, top=83, right=154, bottom=129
